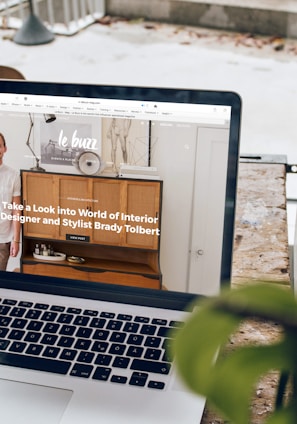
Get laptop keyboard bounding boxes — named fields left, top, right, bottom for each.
left=0, top=297, right=183, bottom=390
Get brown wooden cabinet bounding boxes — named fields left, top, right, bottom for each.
left=21, top=171, right=162, bottom=289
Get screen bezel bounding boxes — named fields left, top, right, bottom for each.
left=0, top=81, right=241, bottom=310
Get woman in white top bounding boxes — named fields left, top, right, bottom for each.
left=0, top=132, right=21, bottom=270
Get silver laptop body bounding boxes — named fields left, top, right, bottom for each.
left=0, top=81, right=241, bottom=423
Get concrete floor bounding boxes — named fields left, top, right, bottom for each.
left=0, top=19, right=296, bottom=238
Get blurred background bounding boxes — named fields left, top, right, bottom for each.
left=0, top=0, right=296, bottom=254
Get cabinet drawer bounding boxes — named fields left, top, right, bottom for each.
left=88, top=270, right=161, bottom=289
left=22, top=263, right=89, bottom=281
left=22, top=263, right=161, bottom=290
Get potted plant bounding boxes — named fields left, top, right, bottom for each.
left=173, top=283, right=297, bottom=424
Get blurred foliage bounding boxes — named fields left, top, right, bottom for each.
left=173, top=284, right=297, bottom=424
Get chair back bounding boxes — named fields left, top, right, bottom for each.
left=0, top=66, right=25, bottom=79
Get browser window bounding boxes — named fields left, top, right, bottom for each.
left=1, top=93, right=232, bottom=296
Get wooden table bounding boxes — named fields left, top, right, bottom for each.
left=232, top=161, right=290, bottom=287
left=201, top=160, right=291, bottom=423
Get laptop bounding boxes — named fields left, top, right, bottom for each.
left=0, top=80, right=241, bottom=424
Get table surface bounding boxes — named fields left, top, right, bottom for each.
left=201, top=161, right=291, bottom=423
left=232, top=161, right=290, bottom=287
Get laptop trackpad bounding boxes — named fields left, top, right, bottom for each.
left=0, top=378, right=72, bottom=423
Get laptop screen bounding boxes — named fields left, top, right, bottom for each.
left=0, top=82, right=241, bottom=298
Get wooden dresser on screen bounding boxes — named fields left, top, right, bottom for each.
left=21, top=171, right=162, bottom=289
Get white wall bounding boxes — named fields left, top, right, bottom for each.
left=151, top=121, right=229, bottom=295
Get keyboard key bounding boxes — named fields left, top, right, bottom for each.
left=162, top=339, right=174, bottom=362
left=157, top=327, right=172, bottom=338
left=59, top=325, right=76, bottom=336
left=123, top=322, right=139, bottom=333
left=18, top=301, right=33, bottom=308
left=127, top=346, right=143, bottom=358
left=134, top=316, right=149, bottom=324
left=148, top=381, right=165, bottom=390
left=10, top=307, right=26, bottom=317
left=95, top=354, right=112, bottom=366
left=27, top=320, right=43, bottom=331
left=73, top=316, right=90, bottom=326
left=111, top=375, right=127, bottom=384
left=74, top=339, right=92, bottom=351
left=70, top=363, right=93, bottom=378
left=40, top=311, right=58, bottom=322
left=57, top=336, right=75, bottom=348
left=144, top=348, right=161, bottom=361
left=90, top=318, right=106, bottom=329
left=83, top=309, right=98, bottom=317
left=50, top=305, right=65, bottom=312
left=109, top=343, right=126, bottom=356
left=76, top=327, right=92, bottom=338
left=127, top=334, right=143, bottom=346
left=25, top=309, right=42, bottom=320
left=24, top=332, right=41, bottom=343
left=110, top=332, right=126, bottom=343
left=0, top=352, right=71, bottom=374
left=77, top=351, right=95, bottom=363
left=0, top=316, right=12, bottom=326
left=169, top=320, right=184, bottom=328
left=129, top=372, right=148, bottom=387
left=57, top=314, right=74, bottom=324
left=131, top=359, right=171, bottom=375
left=8, top=330, right=25, bottom=340
left=26, top=344, right=43, bottom=356
left=112, top=356, right=130, bottom=369
left=34, top=303, right=49, bottom=310
left=40, top=334, right=58, bottom=345
left=93, top=366, right=111, bottom=381
left=43, top=323, right=59, bottom=333
left=11, top=318, right=27, bottom=329
left=152, top=319, right=167, bottom=326
left=0, top=306, right=10, bottom=315
left=93, top=330, right=109, bottom=340
left=3, top=299, right=17, bottom=306
left=106, top=320, right=122, bottom=331
left=0, top=328, right=9, bottom=338
left=92, top=341, right=108, bottom=353
left=100, top=312, right=115, bottom=319
left=140, top=325, right=157, bottom=336
left=60, top=349, right=77, bottom=361
left=43, top=347, right=60, bottom=358
left=144, top=336, right=161, bottom=348
left=0, top=340, right=10, bottom=350
left=9, top=341, right=26, bottom=353
left=117, top=314, right=132, bottom=321
left=67, top=308, right=81, bottom=314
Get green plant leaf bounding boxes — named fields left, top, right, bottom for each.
left=207, top=343, right=289, bottom=424
left=212, top=283, right=297, bottom=327
left=173, top=284, right=297, bottom=424
left=173, top=305, right=240, bottom=394
left=266, top=405, right=297, bottom=424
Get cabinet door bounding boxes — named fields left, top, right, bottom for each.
left=92, top=179, right=124, bottom=245
left=124, top=181, right=161, bottom=249
left=57, top=175, right=93, bottom=240
left=22, top=172, right=59, bottom=238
